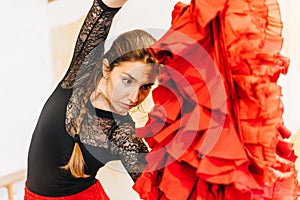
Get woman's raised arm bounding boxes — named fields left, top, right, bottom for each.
left=60, top=0, right=127, bottom=89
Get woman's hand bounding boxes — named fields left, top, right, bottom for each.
left=102, top=0, right=128, bottom=8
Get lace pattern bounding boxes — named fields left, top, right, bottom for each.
left=66, top=88, right=148, bottom=181
left=109, top=122, right=149, bottom=181
left=61, top=0, right=119, bottom=89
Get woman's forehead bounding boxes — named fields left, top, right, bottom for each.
left=114, top=61, right=157, bottom=82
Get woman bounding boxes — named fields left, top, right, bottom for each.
left=25, top=0, right=158, bottom=199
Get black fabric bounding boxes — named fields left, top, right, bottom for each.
left=27, top=86, right=106, bottom=196
left=26, top=84, right=140, bottom=196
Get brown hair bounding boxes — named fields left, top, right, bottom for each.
left=62, top=29, right=157, bottom=178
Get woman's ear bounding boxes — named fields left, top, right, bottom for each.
left=102, top=58, right=110, bottom=79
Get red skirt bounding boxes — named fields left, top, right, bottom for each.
left=24, top=180, right=109, bottom=200
left=133, top=0, right=299, bottom=199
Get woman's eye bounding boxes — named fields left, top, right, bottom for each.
left=141, top=84, right=152, bottom=91
left=122, top=78, right=133, bottom=85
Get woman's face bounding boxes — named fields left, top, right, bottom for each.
left=103, top=60, right=157, bottom=115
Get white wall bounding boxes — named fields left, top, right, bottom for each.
left=0, top=0, right=53, bottom=177
left=278, top=0, right=300, bottom=134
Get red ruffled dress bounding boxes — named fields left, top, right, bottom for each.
left=133, top=0, right=299, bottom=199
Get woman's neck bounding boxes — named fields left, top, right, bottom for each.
left=89, top=90, right=112, bottom=112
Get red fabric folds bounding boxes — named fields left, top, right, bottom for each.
left=24, top=181, right=109, bottom=200
left=133, top=0, right=299, bottom=199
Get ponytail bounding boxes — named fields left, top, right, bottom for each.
left=61, top=134, right=89, bottom=178
left=61, top=91, right=92, bottom=178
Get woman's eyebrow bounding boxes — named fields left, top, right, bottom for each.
left=143, top=83, right=155, bottom=87
left=145, top=82, right=155, bottom=86
left=122, top=72, right=137, bottom=82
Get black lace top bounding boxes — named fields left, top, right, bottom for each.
left=26, top=0, right=148, bottom=197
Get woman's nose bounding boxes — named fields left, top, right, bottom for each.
left=128, top=88, right=139, bottom=104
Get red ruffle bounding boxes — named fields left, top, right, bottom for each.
left=133, top=0, right=299, bottom=199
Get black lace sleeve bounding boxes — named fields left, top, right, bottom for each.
left=109, top=122, right=149, bottom=182
left=61, top=0, right=120, bottom=89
